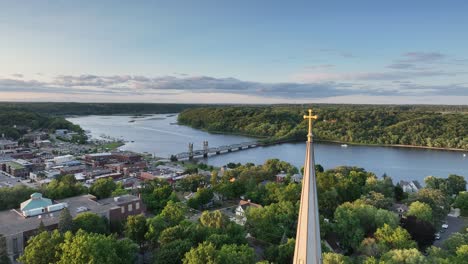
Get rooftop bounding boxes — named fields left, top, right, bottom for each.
left=0, top=194, right=140, bottom=236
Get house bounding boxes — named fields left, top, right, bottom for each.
left=392, top=203, right=409, bottom=218
left=400, top=180, right=422, bottom=193
left=0, top=193, right=145, bottom=262
left=291, top=173, right=303, bottom=183
left=0, top=139, right=18, bottom=151
left=234, top=200, right=262, bottom=226
left=276, top=172, right=288, bottom=182
left=1, top=160, right=32, bottom=178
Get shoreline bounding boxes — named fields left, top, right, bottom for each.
left=187, top=127, right=467, bottom=152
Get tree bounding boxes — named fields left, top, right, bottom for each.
left=0, top=234, right=10, bottom=264
left=58, top=230, right=138, bottom=264
left=454, top=191, right=468, bottom=216
left=18, top=230, right=63, bottom=264
left=58, top=207, right=74, bottom=233
left=246, top=201, right=297, bottom=244
left=446, top=174, right=467, bottom=196
left=401, top=216, right=436, bottom=249
left=374, top=224, right=417, bottom=250
left=111, top=182, right=129, bottom=197
left=394, top=184, right=405, bottom=202
left=379, top=248, right=427, bottom=264
left=43, top=174, right=87, bottom=200
left=210, top=170, right=219, bottom=187
left=359, top=191, right=393, bottom=209
left=407, top=201, right=433, bottom=224
left=187, top=188, right=214, bottom=210
left=443, top=233, right=468, bottom=254
left=411, top=188, right=450, bottom=227
left=183, top=242, right=217, bottom=264
left=160, top=201, right=187, bottom=226
left=217, top=244, right=255, bottom=264
left=322, top=252, right=352, bottom=264
left=200, top=210, right=226, bottom=229
left=90, top=178, right=117, bottom=199
left=125, top=214, right=148, bottom=249
left=73, top=212, right=108, bottom=234
left=153, top=239, right=193, bottom=264
left=145, top=215, right=167, bottom=248
left=333, top=201, right=398, bottom=250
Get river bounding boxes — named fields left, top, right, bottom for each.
left=67, top=114, right=468, bottom=184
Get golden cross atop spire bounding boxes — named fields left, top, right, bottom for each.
left=303, top=109, right=318, bottom=142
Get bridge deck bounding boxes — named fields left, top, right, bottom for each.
left=173, top=141, right=258, bottom=159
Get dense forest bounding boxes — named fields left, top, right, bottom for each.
left=0, top=110, right=83, bottom=140
left=0, top=102, right=208, bottom=116
left=178, top=105, right=468, bottom=150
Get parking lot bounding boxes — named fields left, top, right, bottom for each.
left=433, top=216, right=467, bottom=247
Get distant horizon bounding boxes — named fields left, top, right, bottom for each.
left=2, top=1, right=468, bottom=104
left=1, top=101, right=467, bottom=107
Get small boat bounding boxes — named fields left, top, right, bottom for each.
left=341, top=144, right=348, bottom=148
left=464, top=153, right=466, bottom=157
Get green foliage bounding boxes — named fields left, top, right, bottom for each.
left=178, top=175, right=206, bottom=192
left=42, top=174, right=87, bottom=200
left=111, top=182, right=129, bottom=197
left=454, top=191, right=468, bottom=216
left=425, top=175, right=466, bottom=196
left=407, top=201, right=433, bottom=223
left=333, top=201, right=398, bottom=250
left=410, top=188, right=450, bottom=227
left=90, top=178, right=117, bottom=199
left=58, top=230, right=137, bottom=264
left=58, top=208, right=74, bottom=233
left=187, top=188, right=214, bottom=210
left=246, top=201, right=297, bottom=244
left=18, top=230, right=63, bottom=264
left=182, top=242, right=255, bottom=264
left=0, top=185, right=37, bottom=210
left=178, top=105, right=468, bottom=149
left=73, top=212, right=108, bottom=234
left=183, top=242, right=217, bottom=264
left=322, top=252, right=352, bottom=264
left=374, top=224, right=417, bottom=250
left=217, top=244, right=256, bottom=264
left=442, top=233, right=468, bottom=254
left=200, top=210, right=227, bottom=229
left=265, top=238, right=295, bottom=264
left=153, top=239, right=193, bottom=264
left=379, top=248, right=427, bottom=264
left=125, top=214, right=148, bottom=247
left=160, top=201, right=187, bottom=226
left=141, top=179, right=178, bottom=214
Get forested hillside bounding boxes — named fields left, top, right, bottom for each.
left=0, top=110, right=82, bottom=140
left=178, top=105, right=468, bottom=150
left=0, top=102, right=207, bottom=116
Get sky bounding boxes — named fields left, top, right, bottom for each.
left=1, top=0, right=468, bottom=104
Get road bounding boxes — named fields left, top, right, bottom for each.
left=433, top=216, right=467, bottom=247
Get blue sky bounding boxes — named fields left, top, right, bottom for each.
left=1, top=0, right=468, bottom=104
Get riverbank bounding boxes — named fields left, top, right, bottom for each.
left=197, top=131, right=468, bottom=152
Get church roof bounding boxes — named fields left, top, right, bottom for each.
left=20, top=193, right=53, bottom=212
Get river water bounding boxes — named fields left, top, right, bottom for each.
left=67, top=114, right=467, bottom=184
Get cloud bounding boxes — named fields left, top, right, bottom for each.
left=1, top=73, right=468, bottom=101
left=400, top=52, right=446, bottom=63
left=11, top=73, right=23, bottom=78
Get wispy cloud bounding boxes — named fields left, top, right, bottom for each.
left=2, top=73, right=468, bottom=100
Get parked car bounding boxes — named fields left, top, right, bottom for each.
left=442, top=224, right=449, bottom=229
left=435, top=233, right=441, bottom=240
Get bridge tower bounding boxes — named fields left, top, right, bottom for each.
left=203, top=141, right=209, bottom=158
left=188, top=142, right=194, bottom=160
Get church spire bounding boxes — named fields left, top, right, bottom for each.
left=293, top=109, right=322, bottom=264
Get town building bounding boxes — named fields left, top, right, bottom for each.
left=0, top=193, right=145, bottom=261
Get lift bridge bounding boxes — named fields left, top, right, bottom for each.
left=171, top=141, right=259, bottom=160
